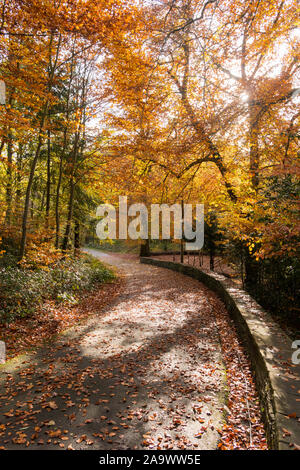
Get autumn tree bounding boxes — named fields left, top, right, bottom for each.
left=0, top=0, right=138, bottom=260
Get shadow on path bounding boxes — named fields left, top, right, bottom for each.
left=0, top=250, right=227, bottom=450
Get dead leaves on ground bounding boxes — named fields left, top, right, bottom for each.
left=0, top=260, right=273, bottom=450
left=0, top=279, right=123, bottom=360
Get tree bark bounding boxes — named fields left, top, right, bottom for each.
left=5, top=135, right=13, bottom=225
left=19, top=134, right=44, bottom=259
left=140, top=239, right=150, bottom=257
left=55, top=49, right=74, bottom=248
left=45, top=129, right=51, bottom=229
left=61, top=130, right=80, bottom=252
left=61, top=178, right=75, bottom=252
left=74, top=219, right=80, bottom=255
left=55, top=146, right=64, bottom=248
left=249, top=105, right=260, bottom=191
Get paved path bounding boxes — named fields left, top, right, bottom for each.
left=0, top=250, right=228, bottom=450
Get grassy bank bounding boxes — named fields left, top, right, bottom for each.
left=0, top=254, right=115, bottom=325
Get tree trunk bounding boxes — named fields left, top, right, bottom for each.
left=5, top=135, right=13, bottom=225
left=45, top=129, right=51, bottom=229
left=61, top=127, right=80, bottom=252
left=15, top=144, right=23, bottom=224
left=55, top=50, right=75, bottom=248
left=140, top=239, right=150, bottom=257
left=61, top=179, right=75, bottom=252
left=74, top=220, right=80, bottom=255
left=249, top=104, right=260, bottom=191
left=19, top=135, right=44, bottom=259
left=55, top=126, right=69, bottom=248
left=5, top=79, right=15, bottom=225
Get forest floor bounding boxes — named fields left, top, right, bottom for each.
left=0, top=271, right=122, bottom=361
left=0, top=250, right=266, bottom=450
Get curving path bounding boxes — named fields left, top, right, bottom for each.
left=0, top=250, right=231, bottom=450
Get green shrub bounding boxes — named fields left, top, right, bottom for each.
left=0, top=255, right=115, bottom=324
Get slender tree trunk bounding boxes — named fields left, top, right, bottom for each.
left=180, top=199, right=184, bottom=263
left=249, top=97, right=260, bottom=191
left=40, top=189, right=46, bottom=213
left=55, top=50, right=74, bottom=248
left=61, top=179, right=75, bottom=252
left=5, top=135, right=13, bottom=224
left=19, top=134, right=44, bottom=259
left=74, top=219, right=80, bottom=255
left=15, top=144, right=23, bottom=225
left=5, top=76, right=16, bottom=225
left=55, top=148, right=64, bottom=248
left=61, top=130, right=80, bottom=252
left=55, top=123, right=70, bottom=248
left=45, top=129, right=51, bottom=229
left=249, top=123, right=259, bottom=190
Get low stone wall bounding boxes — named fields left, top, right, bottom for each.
left=140, top=257, right=300, bottom=450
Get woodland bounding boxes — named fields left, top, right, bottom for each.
left=0, top=0, right=299, bottom=453
left=0, top=1, right=299, bottom=358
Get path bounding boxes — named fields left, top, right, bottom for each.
left=0, top=250, right=230, bottom=450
